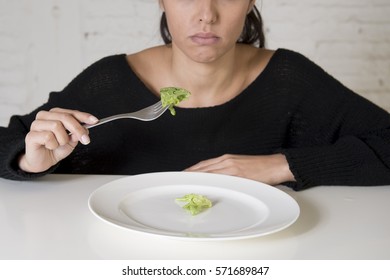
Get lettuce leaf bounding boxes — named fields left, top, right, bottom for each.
left=160, top=87, right=191, bottom=115
left=175, top=193, right=212, bottom=215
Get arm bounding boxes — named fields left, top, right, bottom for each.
left=187, top=91, right=390, bottom=190
left=18, top=108, right=98, bottom=173
left=0, top=107, right=98, bottom=180
left=282, top=93, right=390, bottom=190
left=0, top=56, right=116, bottom=180
left=188, top=50, right=390, bottom=190
left=0, top=116, right=35, bottom=180
left=280, top=51, right=390, bottom=190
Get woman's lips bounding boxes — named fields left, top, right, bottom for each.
left=190, top=33, right=220, bottom=45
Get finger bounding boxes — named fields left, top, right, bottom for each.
left=35, top=110, right=96, bottom=145
left=186, top=154, right=233, bottom=171
left=30, top=119, right=71, bottom=146
left=50, top=109, right=98, bottom=145
left=203, top=166, right=238, bottom=176
left=36, top=111, right=89, bottom=144
left=26, top=130, right=79, bottom=157
left=49, top=108, right=99, bottom=125
left=24, top=131, right=78, bottom=172
left=187, top=161, right=239, bottom=178
left=26, top=130, right=61, bottom=151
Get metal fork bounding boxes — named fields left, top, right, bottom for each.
left=84, top=101, right=168, bottom=130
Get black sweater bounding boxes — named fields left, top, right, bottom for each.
left=1, top=49, right=390, bottom=190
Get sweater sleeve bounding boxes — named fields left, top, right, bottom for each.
left=0, top=115, right=57, bottom=180
left=0, top=55, right=126, bottom=180
left=279, top=50, right=390, bottom=190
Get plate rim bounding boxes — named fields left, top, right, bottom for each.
left=88, top=171, right=300, bottom=241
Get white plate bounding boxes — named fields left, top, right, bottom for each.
left=88, top=172, right=300, bottom=241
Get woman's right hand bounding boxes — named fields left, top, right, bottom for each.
left=18, top=108, right=99, bottom=173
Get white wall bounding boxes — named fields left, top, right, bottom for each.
left=1, top=0, right=389, bottom=126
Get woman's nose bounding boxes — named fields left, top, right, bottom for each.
left=198, top=0, right=218, bottom=24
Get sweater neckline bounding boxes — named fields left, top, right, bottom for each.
left=119, top=48, right=285, bottom=110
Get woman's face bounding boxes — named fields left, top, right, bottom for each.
left=160, top=0, right=255, bottom=63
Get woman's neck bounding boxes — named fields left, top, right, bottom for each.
left=167, top=44, right=245, bottom=108
left=127, top=44, right=272, bottom=108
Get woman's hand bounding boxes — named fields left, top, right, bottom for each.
left=18, top=108, right=99, bottom=173
left=185, top=154, right=295, bottom=185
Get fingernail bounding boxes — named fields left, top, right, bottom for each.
left=89, top=116, right=99, bottom=123
left=81, top=134, right=91, bottom=145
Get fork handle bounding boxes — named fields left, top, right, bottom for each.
left=83, top=114, right=129, bottom=129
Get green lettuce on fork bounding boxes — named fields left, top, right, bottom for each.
left=175, top=193, right=213, bottom=216
left=160, top=87, right=191, bottom=115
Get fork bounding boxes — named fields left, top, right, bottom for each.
left=84, top=100, right=168, bottom=130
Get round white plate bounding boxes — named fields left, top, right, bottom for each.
left=88, top=172, right=300, bottom=241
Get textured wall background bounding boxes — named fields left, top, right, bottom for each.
left=1, top=0, right=389, bottom=126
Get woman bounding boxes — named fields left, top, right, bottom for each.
left=0, top=0, right=389, bottom=190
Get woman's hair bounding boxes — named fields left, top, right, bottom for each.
left=160, top=5, right=265, bottom=48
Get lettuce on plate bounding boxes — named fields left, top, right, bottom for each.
left=160, top=87, right=191, bottom=115
left=175, top=193, right=212, bottom=215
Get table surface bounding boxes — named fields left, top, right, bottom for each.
left=1, top=174, right=389, bottom=260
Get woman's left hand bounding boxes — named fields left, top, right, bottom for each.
left=185, top=154, right=295, bottom=186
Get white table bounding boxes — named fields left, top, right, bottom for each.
left=0, top=174, right=389, bottom=260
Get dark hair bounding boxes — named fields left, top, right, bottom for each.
left=160, top=6, right=265, bottom=48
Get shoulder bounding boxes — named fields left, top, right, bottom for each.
left=66, top=54, right=128, bottom=84
left=57, top=53, right=134, bottom=97
left=65, top=54, right=129, bottom=85
left=254, top=48, right=338, bottom=88
left=272, top=48, right=308, bottom=60
left=235, top=46, right=320, bottom=78
left=81, top=54, right=129, bottom=75
left=269, top=48, right=325, bottom=73
left=236, top=46, right=312, bottom=67
left=234, top=46, right=324, bottom=89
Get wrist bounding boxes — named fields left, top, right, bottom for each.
left=274, top=153, right=295, bottom=183
left=18, top=154, right=32, bottom=172
left=18, top=154, right=43, bottom=173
